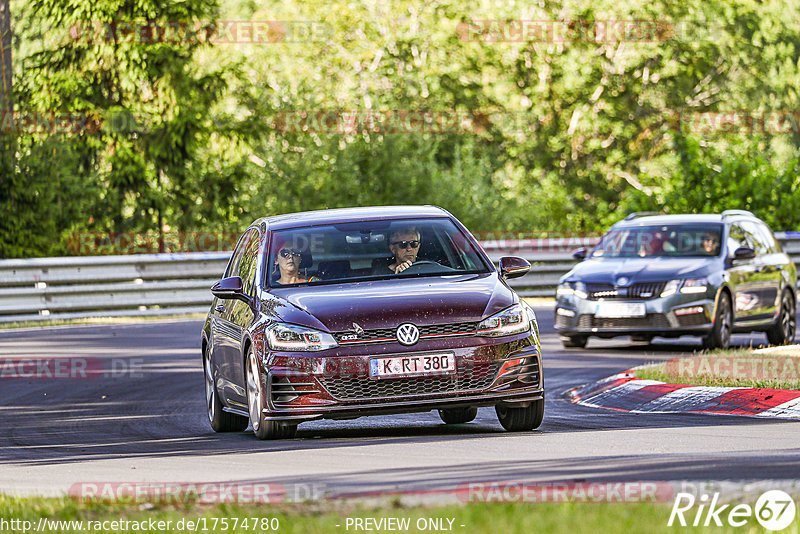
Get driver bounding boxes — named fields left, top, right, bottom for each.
left=377, top=226, right=422, bottom=274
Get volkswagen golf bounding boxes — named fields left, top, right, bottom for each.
left=202, top=206, right=544, bottom=439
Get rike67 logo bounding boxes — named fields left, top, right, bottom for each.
left=669, top=490, right=796, bottom=530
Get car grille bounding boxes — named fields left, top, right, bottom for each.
left=577, top=314, right=670, bottom=329
left=676, top=313, right=708, bottom=327
left=319, top=360, right=502, bottom=401
left=333, top=321, right=478, bottom=344
left=555, top=314, right=572, bottom=329
left=585, top=282, right=666, bottom=300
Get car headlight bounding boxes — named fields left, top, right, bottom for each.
left=556, top=282, right=574, bottom=297
left=573, top=281, right=588, bottom=299
left=477, top=304, right=531, bottom=337
left=520, top=300, right=541, bottom=346
left=660, top=279, right=681, bottom=297
left=265, top=323, right=338, bottom=352
left=680, top=277, right=708, bottom=294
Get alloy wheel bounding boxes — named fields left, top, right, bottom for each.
left=204, top=348, right=216, bottom=423
left=247, top=350, right=263, bottom=432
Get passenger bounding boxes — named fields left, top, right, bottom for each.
left=272, top=237, right=316, bottom=285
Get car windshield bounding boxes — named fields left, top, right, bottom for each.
left=266, top=218, right=489, bottom=287
left=590, top=224, right=724, bottom=258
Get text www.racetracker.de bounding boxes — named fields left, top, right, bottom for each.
left=0, top=516, right=280, bottom=532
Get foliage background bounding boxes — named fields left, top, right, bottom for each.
left=2, top=0, right=800, bottom=257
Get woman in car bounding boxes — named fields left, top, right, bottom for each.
left=271, top=237, right=317, bottom=285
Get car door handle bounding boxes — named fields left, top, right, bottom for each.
left=215, top=305, right=225, bottom=313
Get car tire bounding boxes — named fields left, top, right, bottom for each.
left=703, top=291, right=732, bottom=350
left=246, top=348, right=297, bottom=440
left=560, top=335, right=588, bottom=348
left=766, top=291, right=796, bottom=346
left=438, top=407, right=478, bottom=424
left=204, top=345, right=248, bottom=432
left=495, top=398, right=544, bottom=432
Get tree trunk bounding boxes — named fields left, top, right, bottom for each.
left=0, top=0, right=11, bottom=116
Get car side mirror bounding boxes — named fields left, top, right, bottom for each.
left=571, top=247, right=587, bottom=261
left=211, top=276, right=251, bottom=304
left=733, top=246, right=756, bottom=260
left=499, top=256, right=531, bottom=280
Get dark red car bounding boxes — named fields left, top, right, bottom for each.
left=202, top=206, right=544, bottom=439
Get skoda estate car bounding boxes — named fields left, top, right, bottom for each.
left=555, top=211, right=796, bottom=349
left=202, top=206, right=544, bottom=439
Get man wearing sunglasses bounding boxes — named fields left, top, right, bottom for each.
left=374, top=226, right=425, bottom=275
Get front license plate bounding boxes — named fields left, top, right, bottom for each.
left=370, top=353, right=455, bottom=379
left=595, top=301, right=646, bottom=318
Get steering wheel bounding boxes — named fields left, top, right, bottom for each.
left=400, top=260, right=455, bottom=274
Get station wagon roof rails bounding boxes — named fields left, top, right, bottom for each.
left=624, top=211, right=662, bottom=221
left=721, top=209, right=755, bottom=218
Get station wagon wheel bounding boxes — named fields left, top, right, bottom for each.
left=766, top=291, right=796, bottom=346
left=560, top=335, right=588, bottom=348
left=703, top=291, right=732, bottom=350
left=204, top=344, right=247, bottom=432
left=246, top=348, right=297, bottom=440
left=495, top=398, right=544, bottom=431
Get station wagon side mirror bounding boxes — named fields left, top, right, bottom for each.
left=571, top=247, right=587, bottom=261
left=733, top=246, right=756, bottom=260
left=211, top=276, right=251, bottom=304
left=499, top=256, right=531, bottom=280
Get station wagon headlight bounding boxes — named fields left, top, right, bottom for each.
left=680, top=277, right=708, bottom=294
left=660, top=279, right=681, bottom=297
left=477, top=304, right=531, bottom=337
left=557, top=281, right=587, bottom=299
left=265, top=323, right=338, bottom=352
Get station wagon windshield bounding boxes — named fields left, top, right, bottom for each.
left=590, top=224, right=724, bottom=258
left=266, top=218, right=490, bottom=287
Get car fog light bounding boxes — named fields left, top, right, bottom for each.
left=556, top=308, right=576, bottom=317
left=674, top=306, right=705, bottom=316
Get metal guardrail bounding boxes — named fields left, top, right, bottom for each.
left=1, top=234, right=798, bottom=323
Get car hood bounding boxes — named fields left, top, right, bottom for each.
left=563, top=257, right=716, bottom=284
left=264, top=273, right=514, bottom=332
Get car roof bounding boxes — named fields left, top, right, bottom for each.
left=613, top=213, right=762, bottom=227
left=251, top=205, right=451, bottom=231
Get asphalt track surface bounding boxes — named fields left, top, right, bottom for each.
left=1, top=307, right=800, bottom=498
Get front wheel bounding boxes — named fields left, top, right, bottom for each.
left=495, top=398, right=544, bottom=431
left=703, top=292, right=732, bottom=350
left=766, top=291, right=796, bottom=346
left=246, top=348, right=297, bottom=440
left=438, top=406, right=478, bottom=424
left=204, top=345, right=248, bottom=432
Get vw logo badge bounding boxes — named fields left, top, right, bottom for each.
left=616, top=276, right=630, bottom=286
left=396, top=323, right=420, bottom=346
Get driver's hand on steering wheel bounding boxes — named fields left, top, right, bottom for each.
left=393, top=260, right=413, bottom=273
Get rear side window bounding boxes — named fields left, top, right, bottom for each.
left=755, top=222, right=781, bottom=253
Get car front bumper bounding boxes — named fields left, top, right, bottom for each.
left=554, top=291, right=717, bottom=338
left=256, top=334, right=543, bottom=422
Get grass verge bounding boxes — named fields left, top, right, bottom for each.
left=635, top=347, right=800, bottom=389
left=0, top=495, right=766, bottom=534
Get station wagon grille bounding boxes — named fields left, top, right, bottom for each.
left=319, top=360, right=502, bottom=401
left=586, top=282, right=667, bottom=300
left=577, top=314, right=670, bottom=329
